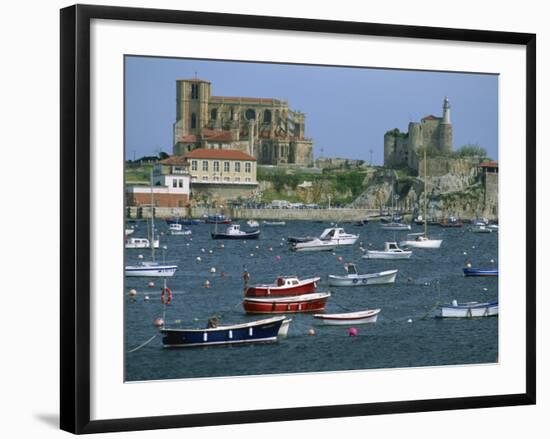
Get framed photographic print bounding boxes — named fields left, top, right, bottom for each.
left=60, top=4, right=536, bottom=434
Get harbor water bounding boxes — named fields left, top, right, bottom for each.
left=125, top=220, right=498, bottom=381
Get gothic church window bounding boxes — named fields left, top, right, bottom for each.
left=191, top=113, right=197, bottom=129
left=191, top=84, right=199, bottom=99
left=245, top=109, right=255, bottom=120
left=264, top=110, right=272, bottom=123
left=211, top=108, right=217, bottom=120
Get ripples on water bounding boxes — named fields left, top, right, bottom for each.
left=125, top=220, right=498, bottom=381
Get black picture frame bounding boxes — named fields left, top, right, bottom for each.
left=60, top=4, right=536, bottom=434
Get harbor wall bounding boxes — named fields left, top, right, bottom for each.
left=126, top=206, right=378, bottom=221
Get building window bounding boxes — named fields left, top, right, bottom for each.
left=202, top=176, right=208, bottom=181
left=202, top=160, right=209, bottom=171
left=245, top=109, right=255, bottom=120
left=191, top=160, right=197, bottom=171
left=191, top=113, right=197, bottom=129
left=213, top=176, right=220, bottom=182
left=264, top=109, right=272, bottom=123
left=234, top=177, right=241, bottom=182
left=245, top=177, right=251, bottom=182
left=213, top=161, right=220, bottom=172
left=245, top=162, right=251, bottom=173
left=211, top=108, right=217, bottom=120
left=172, top=179, right=177, bottom=188
left=178, top=179, right=183, bottom=188
left=224, top=161, right=230, bottom=172
left=223, top=177, right=230, bottom=182
left=191, top=83, right=198, bottom=99
left=234, top=162, right=241, bottom=173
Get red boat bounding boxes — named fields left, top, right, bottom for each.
left=245, top=276, right=320, bottom=297
left=243, top=292, right=331, bottom=314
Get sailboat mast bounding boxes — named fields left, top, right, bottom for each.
left=150, top=168, right=155, bottom=262
left=424, top=149, right=428, bottom=237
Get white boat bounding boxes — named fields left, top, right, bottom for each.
left=125, top=227, right=134, bottom=236
left=292, top=238, right=339, bottom=252
left=211, top=224, right=260, bottom=239
left=362, top=242, right=412, bottom=260
left=399, top=233, right=442, bottom=249
left=247, top=220, right=260, bottom=228
left=487, top=224, right=499, bottom=231
left=470, top=224, right=493, bottom=233
left=278, top=318, right=292, bottom=337
left=328, top=263, right=398, bottom=286
left=381, top=222, right=411, bottom=231
left=125, top=237, right=160, bottom=249
left=313, top=308, right=381, bottom=325
left=262, top=221, right=286, bottom=226
left=124, top=261, right=178, bottom=277
left=318, top=227, right=359, bottom=246
left=125, top=169, right=177, bottom=277
left=169, top=223, right=192, bottom=235
left=399, top=149, right=443, bottom=249
left=438, top=300, right=498, bottom=318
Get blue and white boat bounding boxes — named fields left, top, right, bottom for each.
left=438, top=300, right=498, bottom=318
left=160, top=315, right=290, bottom=348
left=463, top=267, right=498, bottom=277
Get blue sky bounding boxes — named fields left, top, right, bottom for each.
left=125, top=56, right=498, bottom=164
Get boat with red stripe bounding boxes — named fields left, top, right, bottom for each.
left=245, top=275, right=320, bottom=297
left=243, top=292, right=330, bottom=314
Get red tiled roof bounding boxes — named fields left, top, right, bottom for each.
left=479, top=161, right=498, bottom=168
left=422, top=115, right=441, bottom=121
left=158, top=156, right=188, bottom=166
left=178, top=134, right=198, bottom=143
left=184, top=149, right=256, bottom=161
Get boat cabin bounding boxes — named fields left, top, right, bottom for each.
left=344, top=264, right=358, bottom=275
left=320, top=227, right=346, bottom=240
left=276, top=276, right=300, bottom=287
left=384, top=242, right=401, bottom=251
left=169, top=223, right=182, bottom=231
left=226, top=224, right=241, bottom=234
left=127, top=237, right=149, bottom=245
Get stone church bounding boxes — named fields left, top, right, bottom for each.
left=384, top=97, right=453, bottom=170
left=173, top=78, right=314, bottom=166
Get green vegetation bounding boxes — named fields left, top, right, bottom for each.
left=125, top=163, right=153, bottom=184
left=454, top=144, right=490, bottom=160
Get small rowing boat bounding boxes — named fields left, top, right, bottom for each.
left=328, top=263, right=398, bottom=286
left=437, top=300, right=498, bottom=318
left=211, top=224, right=260, bottom=240
left=243, top=292, right=331, bottom=314
left=313, top=308, right=381, bottom=325
left=463, top=267, right=498, bottom=277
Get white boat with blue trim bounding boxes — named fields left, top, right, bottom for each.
left=313, top=308, right=381, bottom=325
left=437, top=300, right=498, bottom=318
left=328, top=263, right=398, bottom=286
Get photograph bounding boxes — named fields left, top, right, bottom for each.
left=123, top=56, right=499, bottom=382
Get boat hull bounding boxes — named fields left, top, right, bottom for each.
left=211, top=230, right=260, bottom=240
left=328, top=269, right=398, bottom=286
left=245, top=277, right=320, bottom=297
left=292, top=241, right=338, bottom=252
left=161, top=316, right=286, bottom=348
left=313, top=309, right=381, bottom=325
left=463, top=268, right=498, bottom=277
left=399, top=239, right=442, bottom=249
left=243, top=292, right=330, bottom=314
left=362, top=251, right=412, bottom=260
left=124, top=265, right=177, bottom=277
left=438, top=302, right=498, bottom=318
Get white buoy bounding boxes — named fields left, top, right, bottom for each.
left=408, top=318, right=413, bottom=323
left=144, top=295, right=150, bottom=301
left=490, top=259, right=495, bottom=263
left=209, top=249, right=213, bottom=254
left=196, top=256, right=202, bottom=262
left=201, top=248, right=205, bottom=253
left=250, top=253, right=254, bottom=257
left=463, top=251, right=467, bottom=255
left=147, top=281, right=155, bottom=288
left=204, top=279, right=211, bottom=289
left=308, top=328, right=316, bottom=336
left=210, top=267, right=216, bottom=274
left=483, top=287, right=488, bottom=291
left=220, top=244, right=225, bottom=249
left=128, top=289, right=137, bottom=297
left=163, top=245, right=168, bottom=250
left=138, top=254, right=144, bottom=259
left=153, top=317, right=164, bottom=327
left=255, top=245, right=259, bottom=249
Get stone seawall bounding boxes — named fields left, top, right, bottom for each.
left=127, top=206, right=378, bottom=221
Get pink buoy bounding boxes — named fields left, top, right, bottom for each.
left=337, top=256, right=343, bottom=261
left=275, top=255, right=281, bottom=261
left=348, top=327, right=358, bottom=337
left=268, top=247, right=273, bottom=251
left=153, top=317, right=165, bottom=327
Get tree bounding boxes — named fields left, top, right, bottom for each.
left=455, top=144, right=487, bottom=158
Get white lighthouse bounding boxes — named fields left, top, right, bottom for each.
left=442, top=96, right=451, bottom=124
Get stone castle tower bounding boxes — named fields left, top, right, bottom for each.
left=172, top=78, right=314, bottom=166
left=384, top=97, right=453, bottom=170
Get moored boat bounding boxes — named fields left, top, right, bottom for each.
left=381, top=222, right=411, bottom=231
left=243, top=292, right=331, bottom=314
left=292, top=238, right=339, bottom=252
left=161, top=315, right=289, bottom=348
left=463, top=267, right=498, bottom=277
left=362, top=241, right=412, bottom=259
left=313, top=308, right=381, bottom=325
left=328, top=263, right=398, bottom=286
left=247, top=219, right=260, bottom=228
left=399, top=233, right=442, bottom=249
left=245, top=275, right=320, bottom=297
left=439, top=216, right=463, bottom=227
left=287, top=236, right=315, bottom=244
left=205, top=214, right=232, bottom=224
left=437, top=300, right=498, bottom=318
left=125, top=237, right=160, bottom=249
left=262, top=221, right=286, bottom=226
left=211, top=224, right=260, bottom=240
left=124, top=261, right=177, bottom=277
left=169, top=223, right=192, bottom=235
left=470, top=224, right=493, bottom=233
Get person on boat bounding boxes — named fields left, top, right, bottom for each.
left=207, top=316, right=219, bottom=328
